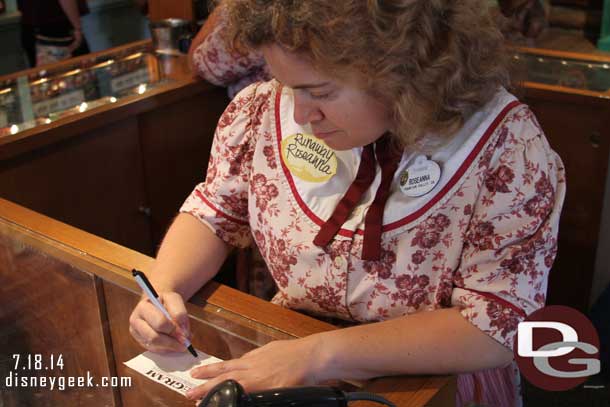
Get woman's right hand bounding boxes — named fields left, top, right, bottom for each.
left=128, top=292, right=192, bottom=354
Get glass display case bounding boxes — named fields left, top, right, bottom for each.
left=0, top=198, right=455, bottom=407
left=514, top=47, right=610, bottom=93
left=0, top=42, right=180, bottom=138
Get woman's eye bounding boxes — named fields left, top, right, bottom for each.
left=309, top=92, right=331, bottom=100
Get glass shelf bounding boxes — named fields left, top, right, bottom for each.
left=514, top=50, right=610, bottom=93
left=0, top=43, right=177, bottom=137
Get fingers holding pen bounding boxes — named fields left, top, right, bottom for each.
left=140, top=300, right=176, bottom=333
left=129, top=315, right=185, bottom=353
left=161, top=292, right=192, bottom=339
left=128, top=295, right=190, bottom=353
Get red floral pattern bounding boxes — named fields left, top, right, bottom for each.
left=183, top=81, right=566, bottom=349
left=485, top=165, right=515, bottom=193
left=190, top=5, right=271, bottom=97
left=180, top=81, right=565, bottom=407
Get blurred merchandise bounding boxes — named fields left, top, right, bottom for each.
left=514, top=48, right=610, bottom=92
left=149, top=18, right=194, bottom=54
left=0, top=42, right=178, bottom=137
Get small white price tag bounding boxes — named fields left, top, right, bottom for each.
left=0, top=110, right=7, bottom=128
left=399, top=155, right=441, bottom=197
left=111, top=68, right=150, bottom=93
left=32, top=90, right=85, bottom=117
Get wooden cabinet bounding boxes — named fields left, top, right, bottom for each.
left=0, top=198, right=456, bottom=407
left=0, top=116, right=154, bottom=254
left=0, top=233, right=118, bottom=406
left=0, top=45, right=229, bottom=256
left=138, top=90, right=227, bottom=248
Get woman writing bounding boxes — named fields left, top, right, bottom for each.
left=129, top=1, right=565, bottom=406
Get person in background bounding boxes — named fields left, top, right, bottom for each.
left=498, top=0, right=548, bottom=40
left=188, top=0, right=271, bottom=98
left=189, top=0, right=548, bottom=97
left=18, top=0, right=90, bottom=67
left=131, top=1, right=566, bottom=406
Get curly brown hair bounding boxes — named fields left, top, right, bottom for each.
left=224, top=0, right=510, bottom=147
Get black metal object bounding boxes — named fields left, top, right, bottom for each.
left=198, top=380, right=395, bottom=407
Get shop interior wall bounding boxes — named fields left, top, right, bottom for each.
left=593, top=151, right=610, bottom=306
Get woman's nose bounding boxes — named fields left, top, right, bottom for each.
left=293, top=93, right=323, bottom=125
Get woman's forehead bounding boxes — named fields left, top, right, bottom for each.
left=262, top=45, right=353, bottom=89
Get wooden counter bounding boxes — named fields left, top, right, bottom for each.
left=0, top=198, right=456, bottom=406
left=0, top=40, right=229, bottom=257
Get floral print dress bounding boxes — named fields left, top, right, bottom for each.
left=181, top=78, right=566, bottom=407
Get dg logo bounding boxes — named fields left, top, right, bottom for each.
left=514, top=305, right=601, bottom=391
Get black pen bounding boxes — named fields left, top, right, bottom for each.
left=132, top=269, right=198, bottom=358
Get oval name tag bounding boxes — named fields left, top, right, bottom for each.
left=281, top=133, right=338, bottom=182
left=399, top=155, right=441, bottom=197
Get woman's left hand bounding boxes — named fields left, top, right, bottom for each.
left=186, top=336, right=326, bottom=401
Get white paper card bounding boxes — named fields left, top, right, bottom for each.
left=111, top=68, right=150, bottom=93
left=32, top=90, right=85, bottom=117
left=124, top=350, right=223, bottom=395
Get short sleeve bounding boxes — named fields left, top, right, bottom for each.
left=451, top=106, right=566, bottom=348
left=180, top=82, right=273, bottom=248
left=191, top=5, right=268, bottom=87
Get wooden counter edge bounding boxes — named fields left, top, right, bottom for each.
left=0, top=77, right=219, bottom=161
left=0, top=40, right=153, bottom=83
left=0, top=198, right=455, bottom=406
left=0, top=197, right=333, bottom=336
left=514, top=46, right=610, bottom=64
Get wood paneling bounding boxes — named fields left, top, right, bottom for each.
left=0, top=233, right=118, bottom=406
left=0, top=117, right=153, bottom=255
left=148, top=0, right=194, bottom=21
left=138, top=88, right=229, bottom=248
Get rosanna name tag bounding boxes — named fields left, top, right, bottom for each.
left=399, top=155, right=441, bottom=197
left=281, top=133, right=338, bottom=182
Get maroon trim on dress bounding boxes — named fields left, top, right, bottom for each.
left=361, top=136, right=402, bottom=260
left=275, top=87, right=353, bottom=235
left=382, top=100, right=522, bottom=231
left=194, top=189, right=249, bottom=225
left=313, top=143, right=376, bottom=248
left=460, top=287, right=527, bottom=318
left=275, top=85, right=522, bottom=237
